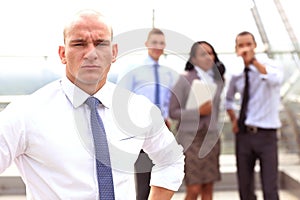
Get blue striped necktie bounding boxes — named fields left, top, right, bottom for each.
left=154, top=63, right=160, bottom=107
left=85, top=97, right=115, bottom=200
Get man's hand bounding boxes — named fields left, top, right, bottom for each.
left=232, top=119, right=239, bottom=134
left=237, top=47, right=255, bottom=66
left=226, top=109, right=239, bottom=134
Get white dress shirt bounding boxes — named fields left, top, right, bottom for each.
left=0, top=77, right=184, bottom=200
left=225, top=57, right=283, bottom=129
left=117, top=55, right=178, bottom=119
left=194, top=66, right=214, bottom=84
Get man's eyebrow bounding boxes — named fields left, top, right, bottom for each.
left=70, top=39, right=86, bottom=43
left=69, top=39, right=111, bottom=43
left=94, top=39, right=111, bottom=43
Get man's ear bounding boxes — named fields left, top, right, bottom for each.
left=111, top=44, right=118, bottom=63
left=145, top=40, right=150, bottom=48
left=58, top=46, right=67, bottom=64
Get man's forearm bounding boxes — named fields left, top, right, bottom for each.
left=227, top=109, right=237, bottom=123
left=148, top=186, right=174, bottom=200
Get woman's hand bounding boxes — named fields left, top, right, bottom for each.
left=199, top=100, right=212, bottom=116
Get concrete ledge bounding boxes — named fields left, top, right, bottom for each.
left=280, top=171, right=300, bottom=197
left=179, top=171, right=266, bottom=192
left=0, top=171, right=299, bottom=196
left=1, top=155, right=299, bottom=196
left=0, top=177, right=25, bottom=195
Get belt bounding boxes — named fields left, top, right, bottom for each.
left=245, top=125, right=277, bottom=134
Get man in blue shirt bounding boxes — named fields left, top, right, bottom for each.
left=117, top=28, right=177, bottom=200
left=226, top=31, right=283, bottom=200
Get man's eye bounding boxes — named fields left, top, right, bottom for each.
left=72, top=43, right=85, bottom=46
left=95, top=41, right=109, bottom=46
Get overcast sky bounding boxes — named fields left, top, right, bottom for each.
left=1, top=0, right=298, bottom=56
left=0, top=0, right=299, bottom=93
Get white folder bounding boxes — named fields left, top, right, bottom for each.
left=185, top=79, right=217, bottom=109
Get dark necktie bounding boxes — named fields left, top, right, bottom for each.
left=154, top=63, right=160, bottom=107
left=238, top=68, right=250, bottom=132
left=85, top=97, right=115, bottom=200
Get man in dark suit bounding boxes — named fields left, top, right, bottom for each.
left=226, top=31, right=283, bottom=200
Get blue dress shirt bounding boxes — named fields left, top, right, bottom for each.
left=117, top=55, right=178, bottom=119
left=226, top=57, right=283, bottom=129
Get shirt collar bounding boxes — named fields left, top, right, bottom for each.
left=249, top=64, right=257, bottom=72
left=194, top=66, right=214, bottom=83
left=145, top=55, right=159, bottom=66
left=93, top=82, right=113, bottom=109
left=61, top=77, right=113, bottom=109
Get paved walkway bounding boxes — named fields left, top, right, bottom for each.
left=172, top=190, right=300, bottom=200
left=0, top=190, right=298, bottom=200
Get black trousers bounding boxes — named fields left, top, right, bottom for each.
left=235, top=129, right=279, bottom=200
left=134, top=150, right=154, bottom=200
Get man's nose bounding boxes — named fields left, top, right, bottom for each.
left=154, top=44, right=164, bottom=50
left=84, top=44, right=98, bottom=60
